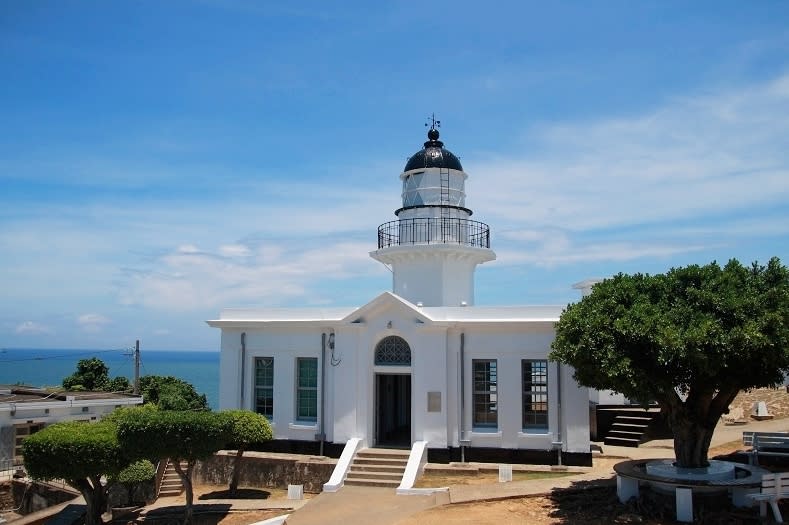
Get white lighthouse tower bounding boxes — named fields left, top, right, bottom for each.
left=370, top=119, right=496, bottom=306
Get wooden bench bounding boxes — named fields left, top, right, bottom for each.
left=746, top=472, right=789, bottom=523
left=743, top=431, right=789, bottom=465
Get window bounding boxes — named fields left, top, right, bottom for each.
left=14, top=423, right=44, bottom=464
left=522, top=360, right=548, bottom=431
left=374, top=336, right=411, bottom=366
left=255, top=357, right=274, bottom=419
left=296, top=358, right=318, bottom=422
left=472, top=359, right=497, bottom=428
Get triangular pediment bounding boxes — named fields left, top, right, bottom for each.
left=341, top=291, right=432, bottom=325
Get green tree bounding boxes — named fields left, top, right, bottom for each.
left=108, top=376, right=131, bottom=393
left=222, top=410, right=273, bottom=496
left=110, top=459, right=156, bottom=505
left=139, top=375, right=209, bottom=411
left=62, top=357, right=131, bottom=392
left=22, top=421, right=130, bottom=525
left=550, top=257, right=789, bottom=468
left=117, top=410, right=231, bottom=525
left=63, top=357, right=110, bottom=391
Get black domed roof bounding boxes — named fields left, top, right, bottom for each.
left=404, top=129, right=463, bottom=172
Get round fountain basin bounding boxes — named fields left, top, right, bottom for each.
left=645, top=459, right=736, bottom=481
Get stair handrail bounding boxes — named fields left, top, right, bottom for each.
left=323, top=438, right=363, bottom=492
left=154, top=459, right=168, bottom=499
left=396, top=441, right=432, bottom=495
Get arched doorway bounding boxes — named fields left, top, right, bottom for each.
left=374, top=336, right=412, bottom=448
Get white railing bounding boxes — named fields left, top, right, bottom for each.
left=322, top=438, right=363, bottom=493
left=0, top=459, right=21, bottom=481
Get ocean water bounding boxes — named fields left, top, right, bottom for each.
left=0, top=348, right=220, bottom=410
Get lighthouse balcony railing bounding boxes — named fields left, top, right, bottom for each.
left=377, top=218, right=490, bottom=249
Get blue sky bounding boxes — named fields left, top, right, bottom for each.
left=1, top=1, right=787, bottom=351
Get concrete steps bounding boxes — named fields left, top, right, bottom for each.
left=345, top=448, right=409, bottom=488
left=158, top=459, right=188, bottom=497
left=604, top=415, right=655, bottom=447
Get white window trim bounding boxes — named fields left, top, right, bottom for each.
left=295, top=357, right=318, bottom=423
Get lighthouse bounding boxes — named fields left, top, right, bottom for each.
left=211, top=119, right=592, bottom=467
left=370, top=120, right=496, bottom=306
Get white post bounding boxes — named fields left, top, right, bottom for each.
left=675, top=487, right=693, bottom=523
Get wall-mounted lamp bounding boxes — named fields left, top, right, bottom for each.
left=328, top=331, right=341, bottom=366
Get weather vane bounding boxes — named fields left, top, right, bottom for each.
left=425, top=113, right=441, bottom=131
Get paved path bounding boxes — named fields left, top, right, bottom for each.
left=282, top=486, right=448, bottom=525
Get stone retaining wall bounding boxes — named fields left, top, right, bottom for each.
left=193, top=451, right=336, bottom=493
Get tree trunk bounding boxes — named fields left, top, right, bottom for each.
left=662, top=386, right=740, bottom=469
left=671, top=416, right=716, bottom=468
left=173, top=459, right=195, bottom=525
left=229, top=448, right=245, bottom=497
left=73, top=477, right=105, bottom=525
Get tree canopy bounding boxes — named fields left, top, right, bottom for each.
left=22, top=421, right=131, bottom=525
left=116, top=410, right=230, bottom=524
left=222, top=410, right=273, bottom=495
left=60, top=358, right=209, bottom=411
left=550, top=257, right=789, bottom=468
left=62, top=357, right=129, bottom=392
left=139, top=375, right=209, bottom=411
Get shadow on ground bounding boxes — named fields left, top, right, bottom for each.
left=545, top=476, right=768, bottom=525
left=198, top=489, right=273, bottom=500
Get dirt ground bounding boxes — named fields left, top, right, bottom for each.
left=394, top=441, right=766, bottom=525
left=137, top=438, right=765, bottom=525
left=111, top=485, right=307, bottom=525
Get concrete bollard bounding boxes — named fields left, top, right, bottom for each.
left=498, top=464, right=513, bottom=483
left=287, top=484, right=304, bottom=500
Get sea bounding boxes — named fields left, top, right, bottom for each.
left=0, top=348, right=220, bottom=410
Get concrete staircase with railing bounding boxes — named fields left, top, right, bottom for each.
left=344, top=448, right=409, bottom=488
left=158, top=459, right=188, bottom=497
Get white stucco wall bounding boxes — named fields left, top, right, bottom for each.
left=215, top=303, right=590, bottom=457
left=454, top=326, right=588, bottom=454
left=219, top=327, right=325, bottom=442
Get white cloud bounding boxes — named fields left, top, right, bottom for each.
left=77, top=313, right=111, bottom=333
left=117, top=239, right=383, bottom=311
left=108, top=73, right=789, bottom=308
left=2, top=71, right=787, bottom=328
left=15, top=321, right=52, bottom=335
left=461, top=72, right=789, bottom=266
left=468, top=72, right=789, bottom=234
left=219, top=244, right=251, bottom=257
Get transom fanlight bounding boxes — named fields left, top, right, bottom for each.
left=374, top=336, right=411, bottom=366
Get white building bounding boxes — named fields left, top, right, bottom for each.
left=209, top=126, right=591, bottom=466
left=0, top=386, right=143, bottom=468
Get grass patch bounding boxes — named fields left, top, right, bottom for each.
left=413, top=469, right=574, bottom=488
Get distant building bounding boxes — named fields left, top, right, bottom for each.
left=0, top=385, right=143, bottom=468
left=209, top=126, right=592, bottom=465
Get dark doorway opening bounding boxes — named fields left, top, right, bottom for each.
left=375, top=374, right=411, bottom=448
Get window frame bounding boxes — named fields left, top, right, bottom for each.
left=254, top=357, right=274, bottom=420
left=472, top=359, right=498, bottom=429
left=522, top=359, right=549, bottom=431
left=295, top=357, right=318, bottom=423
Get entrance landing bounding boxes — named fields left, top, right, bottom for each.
left=283, top=485, right=446, bottom=525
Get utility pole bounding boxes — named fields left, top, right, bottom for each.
left=133, top=340, right=140, bottom=395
